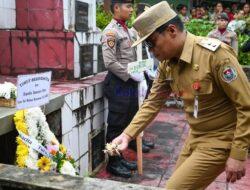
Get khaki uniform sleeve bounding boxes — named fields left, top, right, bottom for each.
left=101, top=30, right=130, bottom=81
left=124, top=61, right=172, bottom=138
left=213, top=49, right=250, bottom=161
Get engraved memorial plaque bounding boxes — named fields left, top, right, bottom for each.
left=80, top=44, right=94, bottom=78
left=75, top=1, right=89, bottom=31
left=97, top=45, right=106, bottom=73
left=89, top=128, right=105, bottom=172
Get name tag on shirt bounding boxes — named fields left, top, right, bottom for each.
left=193, top=96, right=199, bottom=118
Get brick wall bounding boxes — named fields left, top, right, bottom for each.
left=0, top=0, right=102, bottom=80
left=0, top=30, right=74, bottom=79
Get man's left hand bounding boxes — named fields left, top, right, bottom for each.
left=225, top=157, right=246, bottom=183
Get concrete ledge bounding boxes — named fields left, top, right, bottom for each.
left=0, top=164, right=164, bottom=190
left=0, top=163, right=85, bottom=190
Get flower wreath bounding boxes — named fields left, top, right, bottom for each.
left=0, top=82, right=17, bottom=99
left=14, top=107, right=77, bottom=176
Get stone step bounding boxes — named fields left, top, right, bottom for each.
left=0, top=164, right=164, bottom=190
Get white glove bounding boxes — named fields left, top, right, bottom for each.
left=130, top=72, right=145, bottom=82
left=139, top=79, right=148, bottom=102
left=145, top=69, right=156, bottom=80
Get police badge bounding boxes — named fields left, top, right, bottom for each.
left=107, top=38, right=115, bottom=49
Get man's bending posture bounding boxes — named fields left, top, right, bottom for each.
left=113, top=1, right=250, bottom=189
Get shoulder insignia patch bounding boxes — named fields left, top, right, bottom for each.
left=221, top=66, right=237, bottom=83
left=198, top=39, right=222, bottom=52
left=107, top=38, right=115, bottom=49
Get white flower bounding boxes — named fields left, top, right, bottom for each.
left=51, top=161, right=57, bottom=171
left=26, top=108, right=41, bottom=121
left=0, top=82, right=16, bottom=99
left=25, top=156, right=38, bottom=170
left=29, top=149, right=38, bottom=160
left=26, top=118, right=38, bottom=138
left=60, top=161, right=76, bottom=176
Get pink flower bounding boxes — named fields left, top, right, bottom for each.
left=47, top=145, right=59, bottom=155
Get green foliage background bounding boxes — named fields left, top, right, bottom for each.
left=186, top=19, right=250, bottom=65
left=96, top=6, right=249, bottom=65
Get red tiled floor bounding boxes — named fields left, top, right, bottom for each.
left=95, top=108, right=188, bottom=186
left=95, top=107, right=250, bottom=190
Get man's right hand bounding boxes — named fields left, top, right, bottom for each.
left=112, top=133, right=132, bottom=151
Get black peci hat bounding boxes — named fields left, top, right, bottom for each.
left=217, top=12, right=229, bottom=21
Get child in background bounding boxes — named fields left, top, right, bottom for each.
left=208, top=13, right=238, bottom=54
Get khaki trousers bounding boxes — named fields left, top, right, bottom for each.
left=166, top=143, right=229, bottom=190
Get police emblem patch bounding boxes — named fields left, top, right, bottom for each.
left=107, top=38, right=115, bottom=49
left=222, top=66, right=237, bottom=83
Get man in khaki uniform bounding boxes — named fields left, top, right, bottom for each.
left=112, top=1, right=250, bottom=189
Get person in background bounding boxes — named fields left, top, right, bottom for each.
left=200, top=6, right=209, bottom=20
left=242, top=3, right=250, bottom=34
left=229, top=10, right=247, bottom=33
left=224, top=7, right=234, bottom=22
left=208, top=13, right=238, bottom=54
left=196, top=6, right=203, bottom=19
left=234, top=10, right=245, bottom=20
left=101, top=0, right=139, bottom=178
left=211, top=2, right=224, bottom=21
left=231, top=3, right=238, bottom=14
left=177, top=4, right=190, bottom=23
left=190, top=7, right=197, bottom=19
left=243, top=3, right=250, bottom=17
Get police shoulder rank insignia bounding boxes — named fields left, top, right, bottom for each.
left=221, top=66, right=237, bottom=83
left=107, top=38, right=115, bottom=49
left=198, top=39, right=221, bottom=52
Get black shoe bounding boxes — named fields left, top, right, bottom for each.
left=142, top=139, right=155, bottom=149
left=106, top=159, right=132, bottom=178
left=120, top=158, right=137, bottom=170
left=128, top=140, right=150, bottom=153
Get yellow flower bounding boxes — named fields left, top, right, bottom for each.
left=16, top=136, right=24, bottom=145
left=14, top=110, right=26, bottom=123
left=59, top=144, right=67, bottom=154
left=15, top=122, right=28, bottom=134
left=37, top=157, right=51, bottom=172
left=16, top=145, right=29, bottom=156
left=14, top=110, right=28, bottom=134
left=16, top=155, right=27, bottom=168
left=14, top=110, right=29, bottom=169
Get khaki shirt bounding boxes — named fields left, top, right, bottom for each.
left=101, top=19, right=137, bottom=81
left=124, top=33, right=250, bottom=161
left=208, top=29, right=238, bottom=54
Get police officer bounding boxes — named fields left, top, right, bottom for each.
left=101, top=0, right=152, bottom=178
left=208, top=12, right=238, bottom=55
left=112, top=1, right=250, bottom=189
